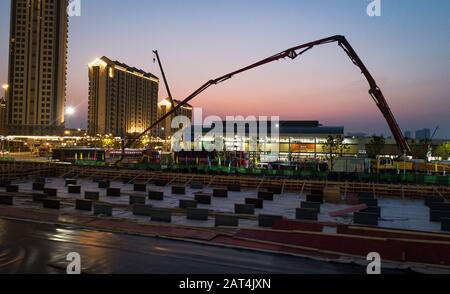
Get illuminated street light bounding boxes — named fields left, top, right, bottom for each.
left=66, top=106, right=76, bottom=116
left=2, top=85, right=9, bottom=100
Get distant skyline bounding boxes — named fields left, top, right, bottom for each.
left=1, top=0, right=449, bottom=138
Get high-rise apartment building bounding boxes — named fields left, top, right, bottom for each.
left=88, top=57, right=159, bottom=138
left=6, top=0, right=69, bottom=135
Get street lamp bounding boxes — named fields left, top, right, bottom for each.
left=65, top=106, right=76, bottom=133
left=2, top=84, right=9, bottom=99
left=66, top=106, right=76, bottom=116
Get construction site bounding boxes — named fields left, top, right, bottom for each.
left=1, top=31, right=450, bottom=274
left=0, top=160, right=449, bottom=274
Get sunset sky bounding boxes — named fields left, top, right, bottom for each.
left=0, top=0, right=449, bottom=137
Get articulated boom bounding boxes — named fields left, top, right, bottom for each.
left=118, top=35, right=410, bottom=164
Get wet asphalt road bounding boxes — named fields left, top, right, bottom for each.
left=0, top=218, right=403, bottom=274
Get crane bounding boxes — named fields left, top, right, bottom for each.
left=117, top=35, right=411, bottom=165
left=153, top=50, right=177, bottom=115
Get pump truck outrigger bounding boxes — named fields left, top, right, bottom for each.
left=116, top=35, right=411, bottom=166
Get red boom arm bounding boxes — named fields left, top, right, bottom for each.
left=123, top=35, right=410, bottom=161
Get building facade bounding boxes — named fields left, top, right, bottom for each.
left=174, top=120, right=346, bottom=161
left=88, top=57, right=159, bottom=138
left=6, top=0, right=68, bottom=135
left=157, top=97, right=193, bottom=141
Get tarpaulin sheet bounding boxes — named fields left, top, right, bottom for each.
left=329, top=204, right=368, bottom=217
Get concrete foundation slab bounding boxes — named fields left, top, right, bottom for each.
left=213, top=189, right=228, bottom=198
left=76, top=199, right=93, bottom=211
left=362, top=206, right=381, bottom=218
left=154, top=180, right=168, bottom=187
left=6, top=185, right=19, bottom=193
left=132, top=204, right=153, bottom=216
left=172, top=186, right=186, bottom=195
left=65, top=179, right=77, bottom=186
left=130, top=195, right=146, bottom=205
left=43, top=199, right=60, bottom=210
left=0, top=195, right=13, bottom=205
left=187, top=208, right=209, bottom=221
left=35, top=177, right=46, bottom=184
left=148, top=190, right=164, bottom=200
left=235, top=204, right=255, bottom=215
left=354, top=212, right=379, bottom=226
left=296, top=208, right=318, bottom=221
left=430, top=210, right=450, bottom=222
left=359, top=198, right=379, bottom=207
left=259, top=214, right=283, bottom=228
left=68, top=185, right=81, bottom=194
left=190, top=182, right=204, bottom=189
left=311, top=190, right=324, bottom=196
left=98, top=181, right=110, bottom=189
left=442, top=218, right=450, bottom=232
left=134, top=183, right=147, bottom=192
left=150, top=208, right=172, bottom=222
left=258, top=191, right=274, bottom=201
left=32, top=193, right=46, bottom=202
left=94, top=203, right=113, bottom=216
left=0, top=180, right=12, bottom=187
left=215, top=214, right=239, bottom=227
left=307, top=194, right=324, bottom=204
left=429, top=203, right=450, bottom=211
left=195, top=193, right=212, bottom=205
left=268, top=187, right=282, bottom=195
left=107, top=188, right=121, bottom=197
left=301, top=201, right=321, bottom=212
left=227, top=184, right=241, bottom=192
left=425, top=196, right=445, bottom=207
left=33, top=182, right=45, bottom=191
left=357, top=192, right=374, bottom=199
left=44, top=188, right=58, bottom=197
left=245, top=198, right=263, bottom=209
left=85, top=191, right=100, bottom=201
left=179, top=199, right=198, bottom=209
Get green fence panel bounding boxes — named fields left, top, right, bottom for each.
left=301, top=171, right=313, bottom=178
left=424, top=175, right=437, bottom=185
left=252, top=169, right=262, bottom=175
left=283, top=170, right=294, bottom=177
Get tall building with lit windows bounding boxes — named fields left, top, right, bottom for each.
left=6, top=0, right=69, bottom=135
left=87, top=57, right=159, bottom=138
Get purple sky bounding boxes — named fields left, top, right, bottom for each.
left=1, top=0, right=449, bottom=138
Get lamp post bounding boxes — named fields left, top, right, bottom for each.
left=65, top=106, right=76, bottom=135
left=1, top=84, right=8, bottom=97
left=1, top=85, right=8, bottom=149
